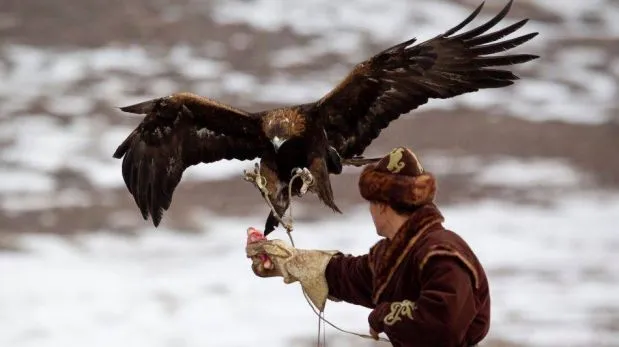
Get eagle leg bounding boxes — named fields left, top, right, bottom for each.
left=290, top=167, right=314, bottom=196
left=243, top=162, right=294, bottom=233
left=243, top=163, right=269, bottom=195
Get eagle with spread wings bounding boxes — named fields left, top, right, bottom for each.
left=113, top=0, right=539, bottom=235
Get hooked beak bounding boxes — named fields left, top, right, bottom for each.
left=271, top=136, right=286, bottom=151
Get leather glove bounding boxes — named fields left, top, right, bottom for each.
left=245, top=227, right=340, bottom=311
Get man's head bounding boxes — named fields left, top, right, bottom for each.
left=358, top=147, right=437, bottom=237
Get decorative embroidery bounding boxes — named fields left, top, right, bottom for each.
left=386, top=147, right=406, bottom=173
left=384, top=300, right=416, bottom=326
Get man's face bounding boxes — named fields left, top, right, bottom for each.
left=369, top=201, right=388, bottom=237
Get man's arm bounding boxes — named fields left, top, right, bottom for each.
left=325, top=253, right=375, bottom=308
left=368, top=256, right=478, bottom=346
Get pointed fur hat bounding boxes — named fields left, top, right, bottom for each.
left=358, top=147, right=437, bottom=207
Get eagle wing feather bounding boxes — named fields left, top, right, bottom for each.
left=317, top=0, right=539, bottom=158
left=113, top=94, right=267, bottom=226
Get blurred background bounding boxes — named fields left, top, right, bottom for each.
left=0, top=0, right=618, bottom=346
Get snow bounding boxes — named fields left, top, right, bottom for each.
left=0, top=169, right=55, bottom=194
left=1, top=0, right=618, bottom=345
left=1, top=115, right=93, bottom=172
left=211, top=0, right=619, bottom=38
left=1, top=189, right=92, bottom=213
left=1, top=194, right=618, bottom=347
left=474, top=158, right=584, bottom=188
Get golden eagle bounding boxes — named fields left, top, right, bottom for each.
left=113, top=0, right=538, bottom=235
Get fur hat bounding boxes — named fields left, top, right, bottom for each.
left=359, top=147, right=436, bottom=207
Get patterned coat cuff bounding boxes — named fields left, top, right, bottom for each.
left=368, top=302, right=391, bottom=333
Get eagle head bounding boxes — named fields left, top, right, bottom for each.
left=266, top=125, right=292, bottom=152
left=262, top=108, right=306, bottom=152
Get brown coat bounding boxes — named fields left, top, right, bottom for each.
left=325, top=204, right=490, bottom=347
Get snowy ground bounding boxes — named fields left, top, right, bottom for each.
left=1, top=0, right=618, bottom=346
left=2, top=192, right=618, bottom=347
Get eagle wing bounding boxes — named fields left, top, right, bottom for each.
left=113, top=94, right=268, bottom=226
left=317, top=0, right=539, bottom=158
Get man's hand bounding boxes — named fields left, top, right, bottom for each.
left=370, top=327, right=380, bottom=340
left=246, top=227, right=299, bottom=280
left=244, top=226, right=341, bottom=311
left=368, top=301, right=390, bottom=340
left=246, top=227, right=280, bottom=277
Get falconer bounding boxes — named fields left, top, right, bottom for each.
left=245, top=147, right=490, bottom=347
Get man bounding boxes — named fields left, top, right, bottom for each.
left=245, top=147, right=490, bottom=347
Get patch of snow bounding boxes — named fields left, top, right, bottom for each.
left=44, top=94, right=95, bottom=116
left=0, top=44, right=229, bottom=115
left=415, top=152, right=484, bottom=176
left=1, top=189, right=92, bottom=212
left=167, top=45, right=228, bottom=80
left=0, top=169, right=55, bottom=194
left=254, top=75, right=333, bottom=104
left=220, top=72, right=258, bottom=95
left=84, top=46, right=165, bottom=76
left=143, top=78, right=179, bottom=97
left=531, top=0, right=619, bottom=37
left=271, top=33, right=366, bottom=68
left=531, top=0, right=606, bottom=20
left=474, top=158, right=584, bottom=188
left=558, top=46, right=608, bottom=69
left=1, top=116, right=93, bottom=172
left=182, top=159, right=260, bottom=182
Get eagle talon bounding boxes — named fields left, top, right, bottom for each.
left=291, top=167, right=311, bottom=177
left=243, top=163, right=269, bottom=197
left=290, top=167, right=314, bottom=196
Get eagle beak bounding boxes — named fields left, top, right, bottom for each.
left=271, top=136, right=286, bottom=151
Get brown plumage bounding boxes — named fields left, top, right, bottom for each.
left=113, top=0, right=539, bottom=235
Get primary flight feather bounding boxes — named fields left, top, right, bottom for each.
left=113, top=0, right=539, bottom=235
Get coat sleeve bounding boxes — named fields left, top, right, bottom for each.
left=368, top=255, right=479, bottom=346
left=324, top=253, right=374, bottom=308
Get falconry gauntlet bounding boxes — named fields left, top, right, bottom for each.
left=246, top=236, right=339, bottom=312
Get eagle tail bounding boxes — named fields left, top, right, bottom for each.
left=318, top=184, right=342, bottom=214
left=263, top=211, right=280, bottom=237
left=263, top=193, right=292, bottom=236
left=309, top=158, right=343, bottom=214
